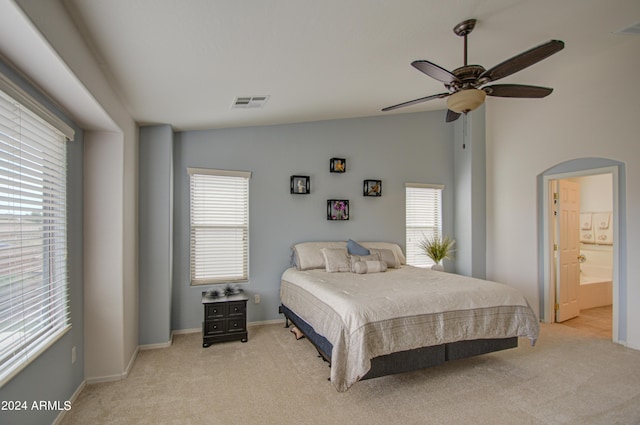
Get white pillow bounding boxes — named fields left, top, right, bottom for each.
left=369, top=248, right=399, bottom=268
left=290, top=241, right=406, bottom=270
left=349, top=252, right=381, bottom=270
left=321, top=248, right=351, bottom=273
left=291, top=241, right=346, bottom=270
left=360, top=242, right=406, bottom=265
left=352, top=260, right=387, bottom=274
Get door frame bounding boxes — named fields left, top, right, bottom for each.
left=542, top=165, right=619, bottom=342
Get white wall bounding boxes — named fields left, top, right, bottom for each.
left=15, top=0, right=140, bottom=380
left=576, top=174, right=613, bottom=212
left=83, top=131, right=125, bottom=379
left=485, top=32, right=640, bottom=348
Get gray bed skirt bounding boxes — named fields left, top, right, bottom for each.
left=279, top=303, right=518, bottom=381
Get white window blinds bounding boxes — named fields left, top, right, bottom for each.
left=0, top=89, right=70, bottom=386
left=189, top=168, right=251, bottom=285
left=405, top=183, right=443, bottom=267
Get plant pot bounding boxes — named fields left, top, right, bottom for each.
left=431, top=263, right=444, bottom=271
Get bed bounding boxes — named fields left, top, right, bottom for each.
left=279, top=241, right=539, bottom=392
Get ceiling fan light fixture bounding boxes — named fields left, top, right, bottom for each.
left=446, top=89, right=486, bottom=113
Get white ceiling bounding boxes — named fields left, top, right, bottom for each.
left=60, top=0, right=639, bottom=131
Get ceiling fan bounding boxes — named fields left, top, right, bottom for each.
left=382, top=19, right=564, bottom=122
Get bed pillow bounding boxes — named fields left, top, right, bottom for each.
left=291, top=241, right=347, bottom=270
left=321, top=248, right=351, bottom=272
left=360, top=242, right=407, bottom=265
left=349, top=252, right=381, bottom=270
left=347, top=239, right=370, bottom=256
left=368, top=248, right=399, bottom=268
left=352, top=260, right=387, bottom=274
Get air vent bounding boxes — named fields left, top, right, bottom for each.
left=615, top=21, right=640, bottom=35
left=232, top=96, right=270, bottom=109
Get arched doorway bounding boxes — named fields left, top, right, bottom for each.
left=538, top=158, right=627, bottom=344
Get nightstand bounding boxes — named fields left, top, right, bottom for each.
left=201, top=292, right=248, bottom=347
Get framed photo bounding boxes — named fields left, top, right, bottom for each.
left=363, top=179, right=382, bottom=197
left=290, top=175, right=310, bottom=194
left=327, top=199, right=349, bottom=220
left=330, top=158, right=346, bottom=173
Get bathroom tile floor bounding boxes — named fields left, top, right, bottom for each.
left=560, top=305, right=612, bottom=339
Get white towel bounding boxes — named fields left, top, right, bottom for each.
left=596, top=227, right=613, bottom=244
left=594, top=212, right=610, bottom=230
left=580, top=213, right=592, bottom=230
left=594, top=213, right=613, bottom=245
left=580, top=229, right=595, bottom=244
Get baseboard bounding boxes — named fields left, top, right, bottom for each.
left=85, top=345, right=140, bottom=384
left=172, top=327, right=200, bottom=335
left=51, top=379, right=86, bottom=425
left=125, top=346, right=139, bottom=375
left=139, top=335, right=174, bottom=350
left=84, top=372, right=126, bottom=385
left=248, top=319, right=284, bottom=327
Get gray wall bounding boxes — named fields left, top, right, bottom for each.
left=139, top=125, right=174, bottom=345
left=453, top=107, right=486, bottom=278
left=0, top=60, right=84, bottom=425
left=165, top=111, right=454, bottom=334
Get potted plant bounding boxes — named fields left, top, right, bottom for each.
left=418, top=234, right=455, bottom=271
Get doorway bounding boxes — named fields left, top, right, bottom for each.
left=541, top=163, right=622, bottom=344
left=553, top=174, right=614, bottom=338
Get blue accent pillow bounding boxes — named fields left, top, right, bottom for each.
left=347, top=239, right=370, bottom=256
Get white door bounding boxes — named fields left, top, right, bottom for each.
left=556, top=180, right=581, bottom=322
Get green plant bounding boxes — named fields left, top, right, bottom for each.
left=418, top=234, right=455, bottom=264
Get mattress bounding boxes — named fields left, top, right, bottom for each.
left=280, top=265, right=539, bottom=391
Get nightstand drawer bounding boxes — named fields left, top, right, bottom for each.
left=204, top=319, right=226, bottom=336
left=205, top=304, right=226, bottom=319
left=227, top=302, right=246, bottom=317
left=227, top=317, right=246, bottom=333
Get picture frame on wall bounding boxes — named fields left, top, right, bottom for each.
left=363, top=179, right=382, bottom=197
left=330, top=158, right=346, bottom=173
left=327, top=199, right=349, bottom=220
left=290, top=175, right=310, bottom=194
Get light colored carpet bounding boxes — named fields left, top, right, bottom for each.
left=59, top=322, right=640, bottom=425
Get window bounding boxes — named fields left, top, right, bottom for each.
left=0, top=88, right=70, bottom=386
left=189, top=168, right=251, bottom=285
left=405, top=183, right=443, bottom=267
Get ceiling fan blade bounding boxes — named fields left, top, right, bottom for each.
left=446, top=110, right=461, bottom=122
left=411, top=60, right=459, bottom=84
left=382, top=92, right=449, bottom=112
left=479, top=40, right=564, bottom=83
left=484, top=84, right=553, bottom=98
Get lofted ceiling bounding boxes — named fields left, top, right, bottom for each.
left=59, top=0, right=639, bottom=131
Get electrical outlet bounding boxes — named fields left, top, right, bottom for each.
left=254, top=294, right=260, bottom=304
left=71, top=346, right=76, bottom=364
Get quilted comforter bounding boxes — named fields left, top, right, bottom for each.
left=280, top=266, right=539, bottom=391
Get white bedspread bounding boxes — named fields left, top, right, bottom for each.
left=280, top=266, right=539, bottom=391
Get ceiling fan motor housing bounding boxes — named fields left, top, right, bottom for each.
left=447, top=65, right=486, bottom=91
